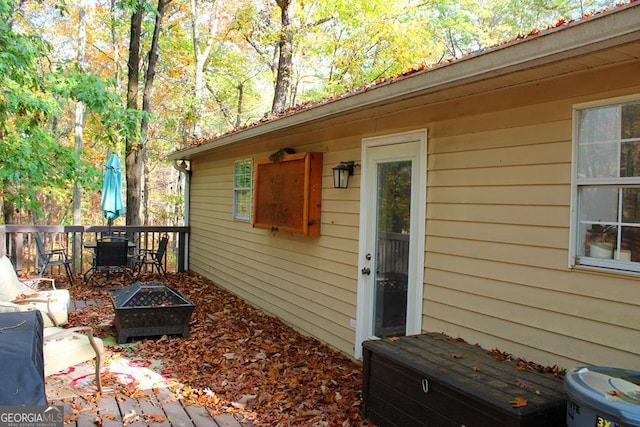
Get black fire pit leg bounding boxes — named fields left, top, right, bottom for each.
left=118, top=331, right=129, bottom=344
left=181, top=325, right=190, bottom=338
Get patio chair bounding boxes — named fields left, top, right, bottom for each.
left=35, top=233, right=74, bottom=285
left=44, top=326, right=103, bottom=392
left=132, top=235, right=169, bottom=280
left=85, top=239, right=134, bottom=287
left=0, top=255, right=70, bottom=327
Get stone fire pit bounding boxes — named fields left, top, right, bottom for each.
left=111, top=282, right=195, bottom=344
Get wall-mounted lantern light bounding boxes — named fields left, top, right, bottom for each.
left=332, top=161, right=354, bottom=189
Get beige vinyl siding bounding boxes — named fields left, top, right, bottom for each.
left=189, top=143, right=363, bottom=355
left=186, top=59, right=640, bottom=368
left=418, top=64, right=640, bottom=369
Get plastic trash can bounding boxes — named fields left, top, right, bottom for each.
left=565, top=366, right=640, bottom=427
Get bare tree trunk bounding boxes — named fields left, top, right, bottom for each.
left=271, top=0, right=293, bottom=114
left=139, top=0, right=169, bottom=224
left=73, top=0, right=86, bottom=226
left=1, top=193, right=15, bottom=225
left=125, top=4, right=143, bottom=226
left=190, top=0, right=219, bottom=137
left=110, top=0, right=120, bottom=81
left=143, top=162, right=150, bottom=224
left=73, top=0, right=87, bottom=268
left=236, top=83, right=243, bottom=128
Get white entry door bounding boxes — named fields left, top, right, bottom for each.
left=355, top=130, right=427, bottom=358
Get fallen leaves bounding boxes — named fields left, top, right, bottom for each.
left=489, top=348, right=566, bottom=379
left=143, top=414, right=167, bottom=422
left=122, top=409, right=139, bottom=424
left=509, top=397, right=528, bottom=408
left=232, top=394, right=257, bottom=409
left=66, top=272, right=367, bottom=426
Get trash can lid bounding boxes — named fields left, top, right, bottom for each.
left=565, top=366, right=640, bottom=423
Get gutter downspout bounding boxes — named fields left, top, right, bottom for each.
left=172, top=159, right=191, bottom=271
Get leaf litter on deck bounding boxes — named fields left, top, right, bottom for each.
left=66, top=272, right=369, bottom=426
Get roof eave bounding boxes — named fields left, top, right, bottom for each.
left=169, top=2, right=640, bottom=161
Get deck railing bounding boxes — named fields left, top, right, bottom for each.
left=0, top=225, right=189, bottom=277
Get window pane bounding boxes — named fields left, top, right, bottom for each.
left=621, top=102, right=640, bottom=139
left=236, top=190, right=251, bottom=218
left=234, top=159, right=252, bottom=221
left=580, top=187, right=618, bottom=223
left=241, top=171, right=251, bottom=187
left=234, top=163, right=242, bottom=187
left=579, top=187, right=619, bottom=258
left=579, top=106, right=619, bottom=142
left=575, top=100, right=640, bottom=270
left=621, top=140, right=640, bottom=178
left=577, top=106, right=619, bottom=179
left=620, top=188, right=640, bottom=263
left=234, top=160, right=252, bottom=188
left=622, top=187, right=640, bottom=223
left=620, top=226, right=640, bottom=263
left=577, top=142, right=619, bottom=178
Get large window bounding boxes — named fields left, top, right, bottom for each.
left=233, top=159, right=253, bottom=221
left=572, top=96, right=640, bottom=272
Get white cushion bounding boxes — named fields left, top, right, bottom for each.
left=43, top=327, right=104, bottom=377
left=0, top=256, right=70, bottom=326
left=0, top=256, right=25, bottom=301
left=16, top=289, right=70, bottom=327
left=0, top=301, right=20, bottom=313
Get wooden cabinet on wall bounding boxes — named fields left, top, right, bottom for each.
left=253, top=152, right=323, bottom=236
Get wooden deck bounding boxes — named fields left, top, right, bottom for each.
left=49, top=299, right=250, bottom=427
left=54, top=389, right=246, bottom=426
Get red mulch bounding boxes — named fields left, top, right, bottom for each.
left=64, top=271, right=370, bottom=426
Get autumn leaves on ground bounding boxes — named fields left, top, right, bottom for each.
left=67, top=272, right=366, bottom=426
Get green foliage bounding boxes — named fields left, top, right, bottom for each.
left=0, top=0, right=138, bottom=222
left=1, top=0, right=626, bottom=226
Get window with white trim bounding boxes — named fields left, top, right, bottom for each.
left=572, top=96, right=640, bottom=272
left=233, top=159, right=253, bottom=221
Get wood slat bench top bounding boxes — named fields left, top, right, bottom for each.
left=363, top=332, right=567, bottom=426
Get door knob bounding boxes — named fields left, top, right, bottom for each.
left=361, top=267, right=371, bottom=275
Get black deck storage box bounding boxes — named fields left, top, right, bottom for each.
left=363, top=333, right=566, bottom=427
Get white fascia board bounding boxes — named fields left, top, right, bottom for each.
left=169, top=3, right=640, bottom=161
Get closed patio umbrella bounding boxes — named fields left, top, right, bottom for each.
left=101, top=153, right=125, bottom=234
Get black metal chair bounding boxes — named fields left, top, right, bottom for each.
left=132, top=235, right=169, bottom=280
left=84, top=239, right=133, bottom=287
left=35, top=233, right=74, bottom=285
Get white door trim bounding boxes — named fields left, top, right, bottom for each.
left=354, top=129, right=427, bottom=359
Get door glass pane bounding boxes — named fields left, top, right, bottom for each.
left=374, top=160, right=411, bottom=338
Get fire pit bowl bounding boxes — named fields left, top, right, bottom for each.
left=111, top=282, right=195, bottom=344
